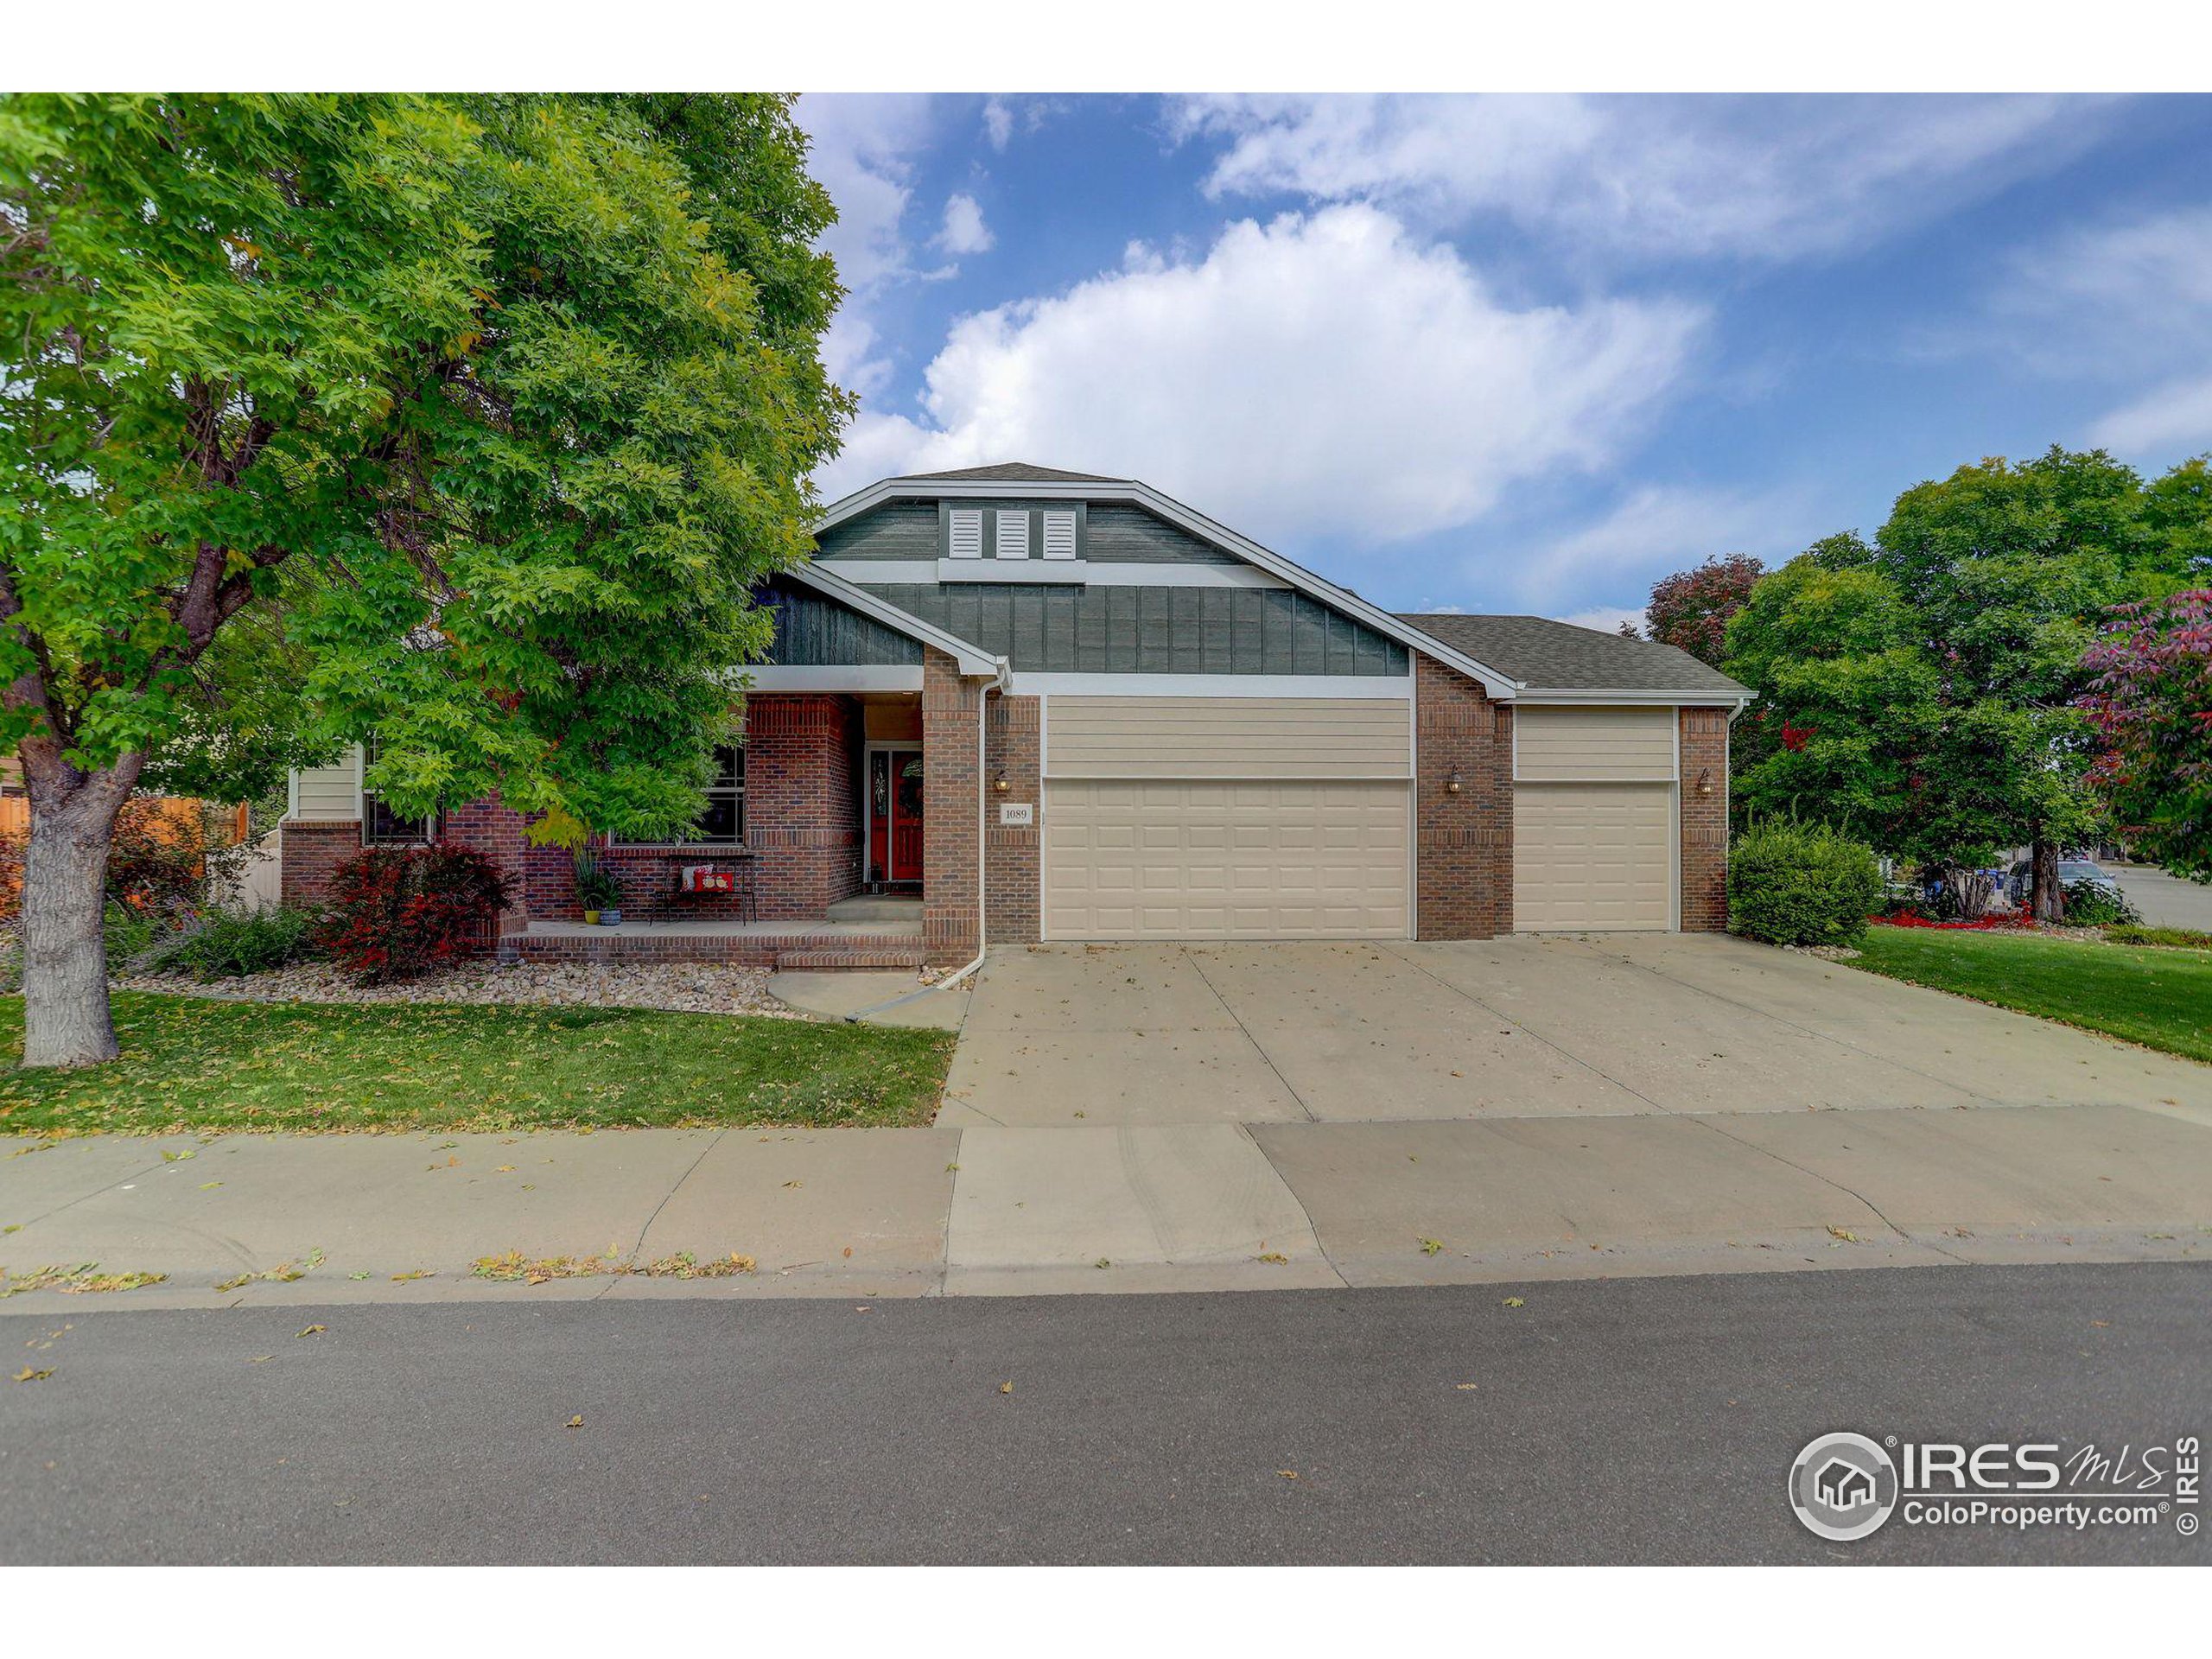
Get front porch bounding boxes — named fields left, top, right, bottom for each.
left=504, top=893, right=928, bottom=970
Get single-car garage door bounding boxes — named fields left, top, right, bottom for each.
left=1040, top=695, right=1413, bottom=941
left=1514, top=782, right=1672, bottom=931
left=1044, top=779, right=1410, bottom=940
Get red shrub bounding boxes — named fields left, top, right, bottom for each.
left=1874, top=912, right=2032, bottom=931
left=317, top=846, right=513, bottom=984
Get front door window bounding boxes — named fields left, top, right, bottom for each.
left=868, top=749, right=925, bottom=884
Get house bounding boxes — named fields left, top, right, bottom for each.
left=1815, top=1458, right=1877, bottom=1511
left=277, top=463, right=1752, bottom=969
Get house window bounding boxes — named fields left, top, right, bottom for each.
left=613, top=744, right=744, bottom=846
left=361, top=740, right=435, bottom=844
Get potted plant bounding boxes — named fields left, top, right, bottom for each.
left=572, top=849, right=625, bottom=926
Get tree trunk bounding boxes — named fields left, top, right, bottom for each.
left=2031, top=836, right=2063, bottom=925
left=17, top=752, right=138, bottom=1070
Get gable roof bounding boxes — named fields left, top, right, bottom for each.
left=817, top=471, right=1521, bottom=696
left=903, top=461, right=1130, bottom=484
left=1399, top=613, right=1751, bottom=702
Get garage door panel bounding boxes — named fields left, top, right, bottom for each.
left=1045, top=779, right=1410, bottom=940
left=1515, top=782, right=1671, bottom=932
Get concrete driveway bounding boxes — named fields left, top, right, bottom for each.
left=922, top=934, right=2212, bottom=1294
left=940, top=934, right=2212, bottom=1128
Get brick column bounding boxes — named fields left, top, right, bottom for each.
left=985, top=693, right=1041, bottom=944
left=277, top=821, right=362, bottom=908
left=1414, top=657, right=1513, bottom=939
left=1679, top=706, right=1731, bottom=931
left=437, top=794, right=530, bottom=937
left=922, top=648, right=982, bottom=966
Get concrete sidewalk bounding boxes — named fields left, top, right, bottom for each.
left=7, top=1096, right=2209, bottom=1310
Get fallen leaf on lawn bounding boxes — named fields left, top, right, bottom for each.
left=14, top=1366, right=54, bottom=1382
left=296, top=1325, right=325, bottom=1338
left=1501, top=1297, right=1526, bottom=1308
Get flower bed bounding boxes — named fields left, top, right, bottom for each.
left=1872, top=912, right=2034, bottom=931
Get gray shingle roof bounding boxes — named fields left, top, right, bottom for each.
left=900, top=461, right=1130, bottom=484
left=1399, top=613, right=1750, bottom=696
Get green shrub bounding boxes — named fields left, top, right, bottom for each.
left=1727, top=817, right=1884, bottom=947
left=104, top=901, right=167, bottom=976
left=2104, top=923, right=2212, bottom=950
left=143, top=905, right=323, bottom=980
left=2060, top=878, right=2140, bottom=927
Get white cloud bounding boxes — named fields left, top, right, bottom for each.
left=1509, top=484, right=1809, bottom=608
left=794, top=94, right=937, bottom=294
left=936, top=192, right=995, bottom=256
left=817, top=204, right=1703, bottom=543
left=982, top=97, right=1014, bottom=151
left=1993, top=205, right=2212, bottom=455
left=1554, top=606, right=1649, bottom=638
left=1172, top=94, right=2113, bottom=263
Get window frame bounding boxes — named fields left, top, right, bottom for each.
left=610, top=743, right=746, bottom=849
left=359, top=740, right=437, bottom=846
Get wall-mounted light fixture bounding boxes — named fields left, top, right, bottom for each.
left=1696, top=767, right=1713, bottom=797
left=1443, top=771, right=1465, bottom=796
left=992, top=769, right=1011, bottom=794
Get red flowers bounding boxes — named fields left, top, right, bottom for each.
left=1780, top=720, right=1816, bottom=753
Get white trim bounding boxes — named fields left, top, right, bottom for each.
left=776, top=560, right=998, bottom=676
left=1515, top=688, right=1755, bottom=709
left=817, top=476, right=1519, bottom=696
left=938, top=559, right=1087, bottom=585
left=1009, top=672, right=1415, bottom=699
left=741, top=665, right=924, bottom=693
left=818, top=558, right=1291, bottom=589
left=353, top=743, right=365, bottom=820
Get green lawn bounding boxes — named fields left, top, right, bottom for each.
left=1849, top=926, right=2212, bottom=1065
left=0, top=994, right=955, bottom=1136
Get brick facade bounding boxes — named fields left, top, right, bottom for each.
left=1679, top=705, right=1731, bottom=931
left=1407, top=664, right=1513, bottom=946
left=518, top=694, right=862, bottom=923
left=277, top=820, right=363, bottom=909
left=1414, top=657, right=1513, bottom=939
left=921, top=648, right=982, bottom=967
left=984, top=693, right=1041, bottom=944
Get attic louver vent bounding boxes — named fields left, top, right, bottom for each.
left=995, top=509, right=1029, bottom=560
left=1041, top=509, right=1077, bottom=560
left=947, top=508, right=983, bottom=559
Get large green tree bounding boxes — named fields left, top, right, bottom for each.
left=1726, top=450, right=2204, bottom=912
left=0, top=93, right=847, bottom=1066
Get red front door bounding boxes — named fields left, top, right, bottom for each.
left=868, top=749, right=925, bottom=884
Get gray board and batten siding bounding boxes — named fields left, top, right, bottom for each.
left=758, top=575, right=924, bottom=668
left=806, top=498, right=1399, bottom=675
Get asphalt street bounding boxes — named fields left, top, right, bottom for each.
left=3, top=1262, right=2205, bottom=1565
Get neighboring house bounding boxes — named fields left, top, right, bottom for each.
left=278, top=462, right=1752, bottom=967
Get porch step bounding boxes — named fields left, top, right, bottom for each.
left=825, top=893, right=925, bottom=924
left=773, top=947, right=926, bottom=972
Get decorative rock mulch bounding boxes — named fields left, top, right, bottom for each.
left=116, top=958, right=813, bottom=1019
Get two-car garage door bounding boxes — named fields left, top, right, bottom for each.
left=1041, top=696, right=1412, bottom=940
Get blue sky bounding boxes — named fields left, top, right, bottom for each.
left=796, top=93, right=2212, bottom=630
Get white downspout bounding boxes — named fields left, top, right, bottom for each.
left=846, top=657, right=1007, bottom=1021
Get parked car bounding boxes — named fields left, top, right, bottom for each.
left=2005, top=858, right=2120, bottom=906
